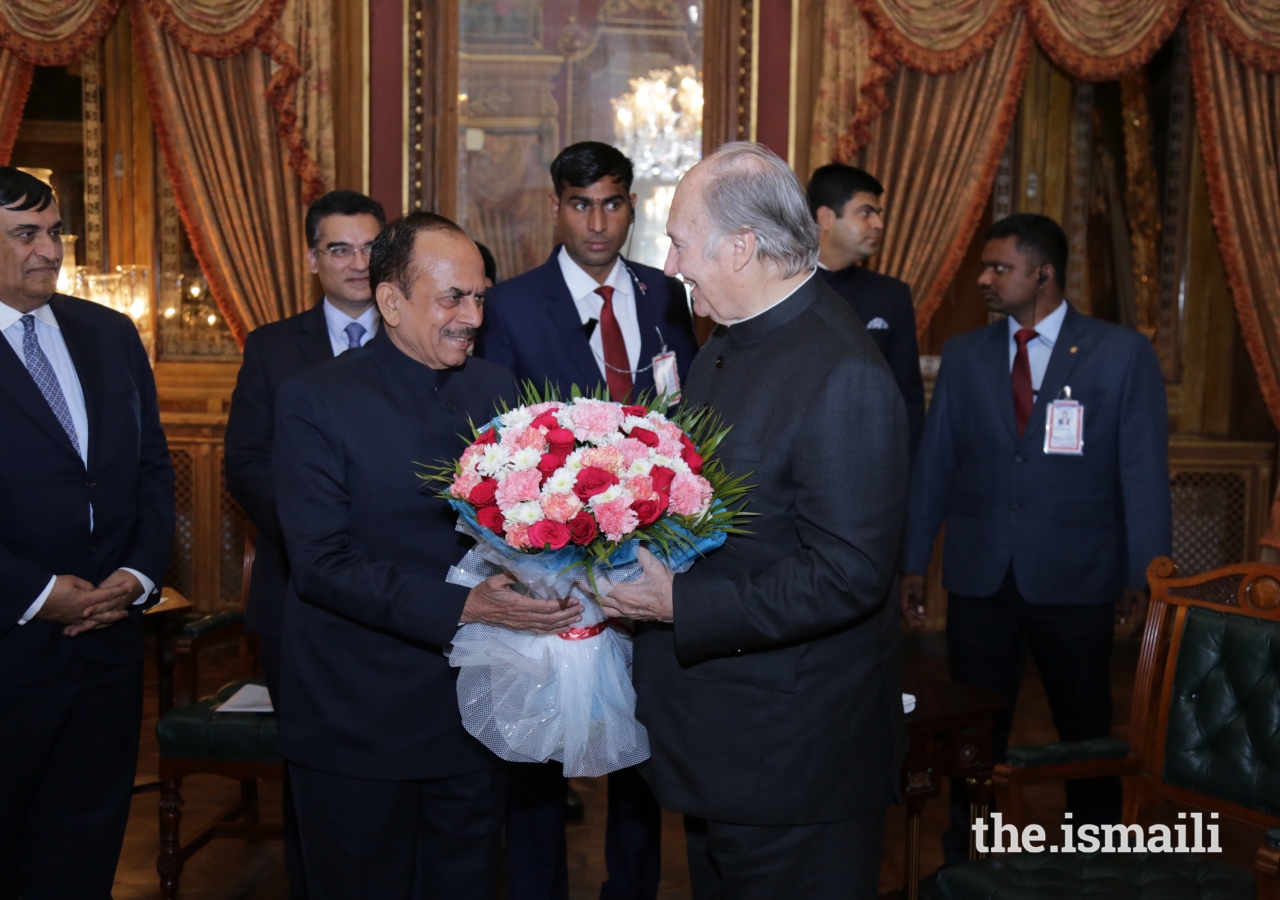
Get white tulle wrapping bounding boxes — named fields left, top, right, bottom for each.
left=445, top=518, right=653, bottom=777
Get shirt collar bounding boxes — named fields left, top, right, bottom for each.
left=322, top=297, right=380, bottom=335
left=557, top=246, right=630, bottom=303
left=1008, top=299, right=1068, bottom=346
left=0, top=299, right=58, bottom=333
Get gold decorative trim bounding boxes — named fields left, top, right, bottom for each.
left=402, top=0, right=411, bottom=215
left=748, top=0, right=758, bottom=142
left=1120, top=68, right=1161, bottom=344
left=1065, top=82, right=1093, bottom=314
left=362, top=0, right=371, bottom=194
left=82, top=42, right=104, bottom=272
left=786, top=0, right=799, bottom=166
left=1158, top=23, right=1192, bottom=382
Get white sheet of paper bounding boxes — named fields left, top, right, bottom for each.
left=215, top=683, right=274, bottom=713
left=902, top=693, right=916, bottom=714
left=653, top=351, right=681, bottom=405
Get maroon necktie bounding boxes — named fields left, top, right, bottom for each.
left=596, top=286, right=633, bottom=403
left=1012, top=327, right=1037, bottom=437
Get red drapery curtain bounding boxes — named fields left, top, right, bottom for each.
left=0, top=0, right=332, bottom=341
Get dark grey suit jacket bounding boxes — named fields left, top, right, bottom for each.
left=633, top=274, right=909, bottom=826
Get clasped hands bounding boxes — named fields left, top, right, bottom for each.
left=36, top=569, right=146, bottom=637
left=460, top=548, right=675, bottom=632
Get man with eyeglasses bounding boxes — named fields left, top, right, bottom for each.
left=224, top=189, right=386, bottom=900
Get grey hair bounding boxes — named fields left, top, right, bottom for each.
left=699, top=142, right=819, bottom=278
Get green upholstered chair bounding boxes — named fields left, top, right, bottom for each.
left=155, top=538, right=284, bottom=900
left=936, top=558, right=1280, bottom=900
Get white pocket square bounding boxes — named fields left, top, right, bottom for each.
left=866, top=317, right=890, bottom=330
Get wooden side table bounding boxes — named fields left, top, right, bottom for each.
left=895, top=677, right=1005, bottom=900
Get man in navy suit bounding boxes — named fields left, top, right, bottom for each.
left=0, top=167, right=174, bottom=898
left=479, top=142, right=699, bottom=900
left=224, top=189, right=386, bottom=898
left=273, top=213, right=584, bottom=898
left=808, top=164, right=925, bottom=455
left=901, top=214, right=1172, bottom=864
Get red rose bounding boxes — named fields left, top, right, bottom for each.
left=468, top=478, right=498, bottom=507
left=649, top=466, right=676, bottom=494
left=531, top=411, right=560, bottom=431
left=547, top=427, right=576, bottom=457
left=536, top=453, right=564, bottom=479
left=632, top=498, right=664, bottom=527
left=622, top=404, right=649, bottom=417
left=679, top=433, right=696, bottom=452
left=476, top=506, right=505, bottom=533
left=474, top=428, right=498, bottom=446
left=574, top=466, right=619, bottom=500
left=682, top=449, right=704, bottom=475
left=569, top=512, right=598, bottom=545
left=629, top=427, right=660, bottom=448
left=528, top=519, right=572, bottom=550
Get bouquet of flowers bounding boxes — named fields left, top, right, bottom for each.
left=422, top=386, right=751, bottom=777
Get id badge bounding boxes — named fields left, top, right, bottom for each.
left=1044, top=389, right=1084, bottom=456
left=652, top=351, right=681, bottom=405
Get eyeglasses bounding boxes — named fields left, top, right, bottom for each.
left=317, top=243, right=375, bottom=261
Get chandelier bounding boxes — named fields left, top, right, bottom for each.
left=612, top=65, right=703, bottom=183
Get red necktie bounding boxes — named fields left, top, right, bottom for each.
left=596, top=286, right=633, bottom=403
left=1012, top=327, right=1037, bottom=437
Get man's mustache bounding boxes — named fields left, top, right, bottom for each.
left=442, top=327, right=478, bottom=340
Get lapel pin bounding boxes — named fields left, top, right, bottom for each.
left=1070, top=346, right=1078, bottom=354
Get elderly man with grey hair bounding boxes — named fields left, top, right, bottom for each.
left=603, top=142, right=909, bottom=898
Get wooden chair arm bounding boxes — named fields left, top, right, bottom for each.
left=993, top=756, right=1144, bottom=830
left=1256, top=844, right=1280, bottom=900
left=158, top=611, right=248, bottom=716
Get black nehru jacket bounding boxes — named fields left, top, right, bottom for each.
left=633, top=274, right=910, bottom=825
left=271, top=330, right=519, bottom=779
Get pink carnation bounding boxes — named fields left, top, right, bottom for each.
left=668, top=473, right=713, bottom=517
left=459, top=444, right=486, bottom=472
left=540, top=491, right=583, bottom=523
left=504, top=523, right=531, bottom=549
left=579, top=446, right=625, bottom=475
left=626, top=476, right=660, bottom=502
left=616, top=438, right=651, bottom=469
left=594, top=497, right=640, bottom=543
left=512, top=427, right=549, bottom=451
left=495, top=468, right=543, bottom=510
left=451, top=470, right=482, bottom=499
left=656, top=435, right=685, bottom=458
left=568, top=400, right=624, bottom=439
left=526, top=401, right=565, bottom=416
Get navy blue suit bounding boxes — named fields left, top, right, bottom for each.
left=477, top=249, right=700, bottom=900
left=0, top=295, right=174, bottom=898
left=819, top=265, right=925, bottom=456
left=903, top=303, right=1171, bottom=860
left=480, top=247, right=698, bottom=399
left=224, top=300, right=335, bottom=899
left=226, top=301, right=333, bottom=642
left=273, top=331, right=518, bottom=898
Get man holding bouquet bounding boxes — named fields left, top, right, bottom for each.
left=605, top=143, right=910, bottom=899
left=272, top=212, right=583, bottom=898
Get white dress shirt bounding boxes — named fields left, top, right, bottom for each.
left=1007, top=299, right=1068, bottom=396
left=322, top=298, right=380, bottom=356
left=0, top=300, right=154, bottom=624
left=557, top=247, right=641, bottom=378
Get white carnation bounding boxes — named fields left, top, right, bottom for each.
left=545, top=468, right=577, bottom=494
left=504, top=500, right=544, bottom=525
left=589, top=484, right=627, bottom=509
left=627, top=457, right=655, bottom=477
left=498, top=407, right=534, bottom=431
left=476, top=444, right=511, bottom=477
left=509, top=447, right=542, bottom=471
left=621, top=415, right=650, bottom=433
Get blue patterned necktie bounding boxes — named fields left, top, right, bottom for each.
left=21, top=315, right=81, bottom=455
left=343, top=321, right=366, bottom=351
